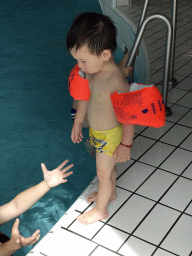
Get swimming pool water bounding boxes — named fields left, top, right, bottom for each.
left=0, top=1, right=148, bottom=255
left=0, top=1, right=101, bottom=255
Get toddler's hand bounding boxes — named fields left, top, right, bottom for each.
left=112, top=144, right=131, bottom=162
left=71, top=122, right=83, bottom=143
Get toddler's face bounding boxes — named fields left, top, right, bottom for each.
left=70, top=45, right=108, bottom=75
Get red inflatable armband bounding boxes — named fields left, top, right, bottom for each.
left=111, top=83, right=165, bottom=128
left=68, top=64, right=90, bottom=101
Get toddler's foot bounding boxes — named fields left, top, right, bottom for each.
left=86, top=191, right=117, bottom=203
left=76, top=208, right=108, bottom=225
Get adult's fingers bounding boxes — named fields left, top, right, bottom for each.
left=12, top=218, right=20, bottom=234
left=57, top=159, right=69, bottom=170
left=21, top=230, right=40, bottom=246
left=63, top=163, right=74, bottom=173
left=63, top=170, right=73, bottom=179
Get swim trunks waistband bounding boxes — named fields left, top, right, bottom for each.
left=89, top=124, right=122, bottom=157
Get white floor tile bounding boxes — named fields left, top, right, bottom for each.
left=150, top=59, right=164, bottom=70
left=187, top=49, right=192, bottom=55
left=131, top=136, right=156, bottom=160
left=160, top=148, right=192, bottom=175
left=61, top=210, right=80, bottom=228
left=160, top=124, right=192, bottom=146
left=76, top=198, right=92, bottom=213
left=116, top=159, right=135, bottom=178
left=91, top=246, right=119, bottom=256
left=150, top=49, right=165, bottom=59
left=69, top=218, right=104, bottom=239
left=118, top=236, right=156, bottom=256
left=175, top=65, right=192, bottom=77
left=108, top=195, right=155, bottom=233
left=40, top=228, right=97, bottom=256
left=160, top=177, right=192, bottom=211
left=178, top=109, right=192, bottom=127
left=177, top=92, right=192, bottom=108
left=185, top=201, right=192, bottom=215
left=151, top=70, right=163, bottom=84
left=153, top=248, right=178, bottom=256
left=92, top=225, right=129, bottom=251
left=167, top=88, right=188, bottom=104
left=173, top=62, right=184, bottom=72
left=166, top=104, right=190, bottom=123
left=136, top=169, right=177, bottom=201
left=134, top=204, right=180, bottom=245
left=182, top=163, right=192, bottom=179
left=172, top=73, right=187, bottom=84
left=139, top=142, right=175, bottom=167
left=180, top=133, right=192, bottom=151
left=134, top=125, right=147, bottom=134
left=117, top=162, right=155, bottom=192
left=175, top=53, right=192, bottom=64
left=161, top=215, right=192, bottom=256
left=176, top=77, right=192, bottom=91
left=140, top=122, right=174, bottom=140
left=176, top=43, right=192, bottom=53
left=104, top=187, right=132, bottom=222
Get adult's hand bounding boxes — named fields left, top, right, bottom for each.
left=10, top=218, right=40, bottom=249
left=42, top=159, right=74, bottom=188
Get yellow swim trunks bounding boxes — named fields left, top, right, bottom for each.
left=89, top=124, right=123, bottom=157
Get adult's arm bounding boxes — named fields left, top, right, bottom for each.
left=0, top=160, right=73, bottom=225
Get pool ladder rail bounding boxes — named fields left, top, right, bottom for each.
left=123, top=0, right=179, bottom=117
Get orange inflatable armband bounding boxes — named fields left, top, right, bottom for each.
left=111, top=83, right=165, bottom=128
left=68, top=64, right=165, bottom=128
left=68, top=64, right=90, bottom=101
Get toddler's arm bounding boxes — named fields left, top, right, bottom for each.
left=113, top=124, right=135, bottom=162
left=121, top=123, right=135, bottom=148
left=71, top=100, right=89, bottom=143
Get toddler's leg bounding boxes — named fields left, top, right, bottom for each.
left=111, top=165, right=117, bottom=201
left=77, top=152, right=116, bottom=225
left=87, top=164, right=117, bottom=202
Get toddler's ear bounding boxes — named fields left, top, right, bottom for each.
left=102, top=49, right=112, bottom=61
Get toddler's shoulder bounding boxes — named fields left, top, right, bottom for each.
left=107, top=66, right=129, bottom=93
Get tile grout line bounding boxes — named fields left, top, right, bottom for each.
left=151, top=199, right=192, bottom=256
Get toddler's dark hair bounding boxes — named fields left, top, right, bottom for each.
left=66, top=12, right=117, bottom=56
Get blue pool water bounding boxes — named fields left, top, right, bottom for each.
left=0, top=1, right=148, bottom=255
left=0, top=1, right=101, bottom=255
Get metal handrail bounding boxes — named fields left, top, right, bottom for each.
left=133, top=0, right=178, bottom=87
left=127, top=0, right=150, bottom=84
left=169, top=0, right=178, bottom=86
left=126, top=14, right=173, bottom=115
